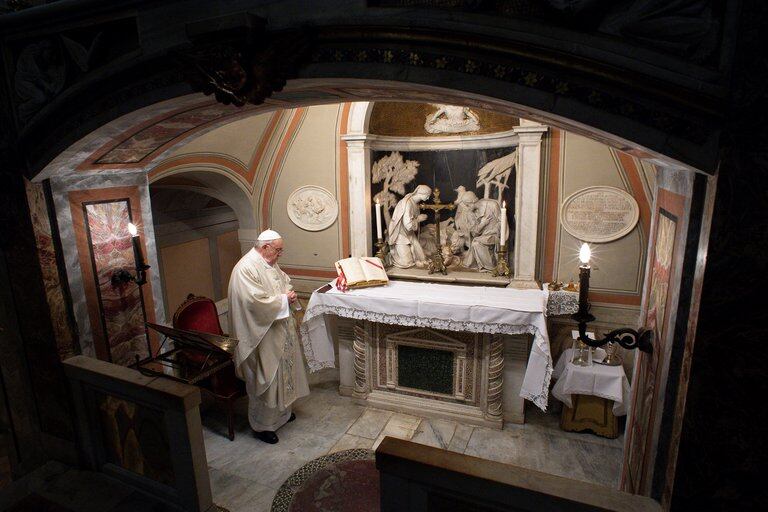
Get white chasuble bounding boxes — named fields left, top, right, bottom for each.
left=228, top=249, right=309, bottom=428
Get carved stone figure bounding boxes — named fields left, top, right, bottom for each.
left=372, top=151, right=419, bottom=228
left=424, top=104, right=480, bottom=134
left=14, top=39, right=66, bottom=124
left=463, top=198, right=505, bottom=271
left=387, top=184, right=432, bottom=268
left=419, top=218, right=454, bottom=257
left=476, top=150, right=516, bottom=200
left=441, top=244, right=462, bottom=269
left=452, top=188, right=479, bottom=253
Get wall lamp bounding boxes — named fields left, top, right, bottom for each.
left=572, top=243, right=654, bottom=353
left=111, top=222, right=150, bottom=287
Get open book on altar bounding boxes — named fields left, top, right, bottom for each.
left=334, top=256, right=389, bottom=289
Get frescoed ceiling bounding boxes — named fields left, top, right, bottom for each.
left=79, top=100, right=263, bottom=170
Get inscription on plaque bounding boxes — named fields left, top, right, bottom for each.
left=560, top=186, right=639, bottom=243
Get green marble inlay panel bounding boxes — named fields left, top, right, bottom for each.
left=398, top=345, right=453, bottom=394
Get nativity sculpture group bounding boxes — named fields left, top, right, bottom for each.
left=373, top=104, right=514, bottom=274
left=385, top=183, right=508, bottom=273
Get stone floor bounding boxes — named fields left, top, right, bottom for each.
left=203, top=382, right=624, bottom=512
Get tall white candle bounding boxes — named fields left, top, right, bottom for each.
left=375, top=199, right=383, bottom=239
left=500, top=201, right=507, bottom=246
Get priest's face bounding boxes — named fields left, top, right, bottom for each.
left=260, top=239, right=284, bottom=265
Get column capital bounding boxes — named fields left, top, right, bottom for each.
left=340, top=133, right=374, bottom=147
left=513, top=121, right=548, bottom=139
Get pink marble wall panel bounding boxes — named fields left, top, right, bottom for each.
left=23, top=179, right=77, bottom=360
left=84, top=200, right=149, bottom=365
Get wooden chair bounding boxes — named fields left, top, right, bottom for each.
left=172, top=294, right=245, bottom=441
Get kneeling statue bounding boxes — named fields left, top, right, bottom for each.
left=387, top=184, right=432, bottom=268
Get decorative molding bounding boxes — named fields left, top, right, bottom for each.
left=286, top=185, right=338, bottom=232
left=353, top=323, right=369, bottom=398
left=486, top=335, right=504, bottom=420
left=311, top=44, right=712, bottom=146
left=560, top=186, right=640, bottom=243
left=385, top=328, right=470, bottom=400
left=341, top=131, right=519, bottom=151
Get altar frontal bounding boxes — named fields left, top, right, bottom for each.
left=301, top=280, right=553, bottom=428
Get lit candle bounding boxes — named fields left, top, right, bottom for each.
left=375, top=199, right=383, bottom=239
left=128, top=222, right=145, bottom=270
left=578, top=243, right=591, bottom=317
left=500, top=201, right=507, bottom=246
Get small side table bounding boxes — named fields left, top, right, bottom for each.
left=560, top=394, right=618, bottom=439
left=552, top=348, right=631, bottom=439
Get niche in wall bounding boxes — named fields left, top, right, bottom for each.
left=150, top=187, right=241, bottom=316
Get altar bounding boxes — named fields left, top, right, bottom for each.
left=301, top=280, right=554, bottom=429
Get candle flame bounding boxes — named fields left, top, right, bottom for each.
left=375, top=198, right=379, bottom=205
left=502, top=201, right=506, bottom=208
left=128, top=222, right=138, bottom=236
left=579, top=243, right=591, bottom=264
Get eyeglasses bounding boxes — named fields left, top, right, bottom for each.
left=266, top=244, right=284, bottom=254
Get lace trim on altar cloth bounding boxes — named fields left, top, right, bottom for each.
left=546, top=291, right=579, bottom=317
left=299, top=304, right=553, bottom=411
left=521, top=362, right=552, bottom=412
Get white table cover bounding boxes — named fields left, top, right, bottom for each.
left=542, top=283, right=579, bottom=316
left=552, top=348, right=631, bottom=415
left=300, top=280, right=553, bottom=411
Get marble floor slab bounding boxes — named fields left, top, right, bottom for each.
left=329, top=434, right=375, bottom=454
left=346, top=408, right=393, bottom=439
left=412, top=418, right=458, bottom=449
left=203, top=382, right=625, bottom=512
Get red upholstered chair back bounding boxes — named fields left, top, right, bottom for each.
left=173, top=295, right=224, bottom=335
left=172, top=295, right=242, bottom=399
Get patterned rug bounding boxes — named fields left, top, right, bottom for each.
left=271, top=449, right=379, bottom=512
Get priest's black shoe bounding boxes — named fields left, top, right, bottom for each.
left=253, top=430, right=279, bottom=444
left=288, top=413, right=296, bottom=423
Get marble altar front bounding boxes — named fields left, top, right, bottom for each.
left=301, top=280, right=555, bottom=429
left=332, top=318, right=530, bottom=428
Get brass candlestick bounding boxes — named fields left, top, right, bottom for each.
left=374, top=237, right=390, bottom=266
left=491, top=247, right=511, bottom=277
left=426, top=249, right=447, bottom=275
left=420, top=188, right=455, bottom=275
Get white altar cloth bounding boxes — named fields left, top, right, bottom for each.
left=300, top=280, right=553, bottom=411
left=552, top=349, right=631, bottom=415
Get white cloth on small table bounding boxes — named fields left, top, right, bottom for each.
left=300, top=279, right=553, bottom=411
left=542, top=283, right=579, bottom=316
left=552, top=348, right=631, bottom=416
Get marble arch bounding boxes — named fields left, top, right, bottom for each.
left=342, top=101, right=547, bottom=286
left=149, top=167, right=258, bottom=253
left=23, top=40, right=711, bottom=510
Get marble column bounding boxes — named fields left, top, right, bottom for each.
left=341, top=133, right=373, bottom=257
left=511, top=120, right=548, bottom=288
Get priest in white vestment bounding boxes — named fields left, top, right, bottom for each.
left=228, top=230, right=309, bottom=444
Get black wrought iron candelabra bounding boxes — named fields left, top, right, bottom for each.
left=572, top=249, right=653, bottom=354
left=111, top=224, right=151, bottom=287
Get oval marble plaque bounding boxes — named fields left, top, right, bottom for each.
left=287, top=186, right=338, bottom=232
left=560, top=186, right=639, bottom=243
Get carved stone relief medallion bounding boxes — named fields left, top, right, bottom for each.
left=286, top=185, right=338, bottom=231
left=560, top=186, right=640, bottom=243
